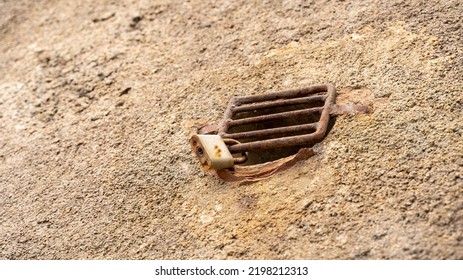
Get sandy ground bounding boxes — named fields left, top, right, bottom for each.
left=0, top=0, right=462, bottom=259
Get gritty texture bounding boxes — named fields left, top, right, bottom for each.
left=0, top=0, right=462, bottom=259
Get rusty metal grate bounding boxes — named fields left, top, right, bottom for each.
left=217, top=84, right=336, bottom=155
left=191, top=84, right=369, bottom=183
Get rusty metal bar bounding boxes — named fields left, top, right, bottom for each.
left=222, top=123, right=317, bottom=140
left=226, top=107, right=323, bottom=128
left=228, top=132, right=323, bottom=153
left=231, top=95, right=326, bottom=115
left=233, top=84, right=330, bottom=105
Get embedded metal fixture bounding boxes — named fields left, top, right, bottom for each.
left=218, top=84, right=336, bottom=154
left=190, top=84, right=368, bottom=183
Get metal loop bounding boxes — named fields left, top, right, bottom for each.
left=222, top=138, right=248, bottom=164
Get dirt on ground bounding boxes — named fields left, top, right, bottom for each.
left=0, top=0, right=462, bottom=259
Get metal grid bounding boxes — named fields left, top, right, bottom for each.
left=217, top=84, right=336, bottom=154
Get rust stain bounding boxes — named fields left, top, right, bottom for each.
left=214, top=145, right=222, bottom=157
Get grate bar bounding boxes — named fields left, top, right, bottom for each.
left=226, top=107, right=323, bottom=129
left=233, top=84, right=329, bottom=105
left=228, top=132, right=322, bottom=153
left=231, top=95, right=326, bottom=115
left=222, top=123, right=317, bottom=140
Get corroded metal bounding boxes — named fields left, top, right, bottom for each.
left=218, top=84, right=336, bottom=154
left=191, top=84, right=369, bottom=183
